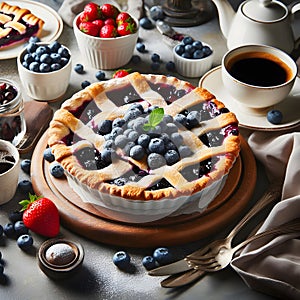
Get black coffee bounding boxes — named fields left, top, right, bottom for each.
left=228, top=53, right=291, bottom=87
left=0, top=162, right=14, bottom=174
left=0, top=150, right=15, bottom=174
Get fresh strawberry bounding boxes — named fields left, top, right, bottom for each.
left=100, top=24, right=117, bottom=38
left=79, top=21, right=99, bottom=36
left=92, top=19, right=104, bottom=28
left=79, top=11, right=90, bottom=23
left=100, top=3, right=119, bottom=19
left=104, top=18, right=116, bottom=26
left=83, top=2, right=102, bottom=21
left=113, top=69, right=131, bottom=78
left=19, top=194, right=60, bottom=238
left=117, top=22, right=137, bottom=36
left=116, top=12, right=133, bottom=25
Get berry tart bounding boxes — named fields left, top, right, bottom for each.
left=0, top=2, right=44, bottom=49
left=48, top=72, right=240, bottom=223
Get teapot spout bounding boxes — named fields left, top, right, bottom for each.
left=211, top=0, right=235, bottom=39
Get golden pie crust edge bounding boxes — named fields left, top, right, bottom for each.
left=48, top=72, right=240, bottom=201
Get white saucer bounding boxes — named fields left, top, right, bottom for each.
left=199, top=66, right=300, bottom=131
left=0, top=0, right=63, bottom=60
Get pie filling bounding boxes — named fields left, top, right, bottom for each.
left=0, top=2, right=44, bottom=49
left=0, top=20, right=40, bottom=48
left=61, top=79, right=239, bottom=192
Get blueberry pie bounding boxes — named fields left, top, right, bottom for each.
left=48, top=73, right=240, bottom=221
left=0, top=2, right=44, bottom=49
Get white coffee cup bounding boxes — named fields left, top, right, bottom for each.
left=222, top=45, right=298, bottom=109
left=0, top=139, right=20, bottom=204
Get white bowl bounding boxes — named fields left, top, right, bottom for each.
left=0, top=139, right=20, bottom=204
left=73, top=13, right=139, bottom=70
left=17, top=43, right=72, bottom=101
left=173, top=43, right=214, bottom=78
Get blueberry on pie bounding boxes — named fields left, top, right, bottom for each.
left=0, top=2, right=44, bottom=49
left=48, top=73, right=240, bottom=220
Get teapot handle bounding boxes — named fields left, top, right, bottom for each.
left=289, top=1, right=300, bottom=14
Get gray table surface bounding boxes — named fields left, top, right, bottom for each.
left=1, top=0, right=299, bottom=299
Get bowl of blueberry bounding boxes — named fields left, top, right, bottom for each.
left=173, top=36, right=214, bottom=78
left=17, top=40, right=72, bottom=101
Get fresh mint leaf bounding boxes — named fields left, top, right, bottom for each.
left=143, top=108, right=164, bottom=131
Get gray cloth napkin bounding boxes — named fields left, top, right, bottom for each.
left=231, top=126, right=300, bottom=300
left=58, top=0, right=143, bottom=27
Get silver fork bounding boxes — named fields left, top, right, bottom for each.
left=158, top=183, right=282, bottom=288
left=161, top=217, right=300, bottom=288
left=188, top=217, right=300, bottom=272
left=186, top=183, right=282, bottom=262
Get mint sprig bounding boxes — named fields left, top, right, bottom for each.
left=143, top=108, right=164, bottom=131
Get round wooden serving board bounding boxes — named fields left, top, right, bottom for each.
left=31, top=133, right=256, bottom=248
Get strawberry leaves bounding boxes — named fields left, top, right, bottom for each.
left=19, top=193, right=40, bottom=211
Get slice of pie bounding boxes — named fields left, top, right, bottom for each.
left=0, top=2, right=44, bottom=49
left=48, top=72, right=240, bottom=221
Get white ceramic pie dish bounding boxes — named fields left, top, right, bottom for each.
left=66, top=171, right=228, bottom=223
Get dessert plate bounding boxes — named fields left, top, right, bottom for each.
left=199, top=66, right=300, bottom=131
left=0, top=0, right=63, bottom=60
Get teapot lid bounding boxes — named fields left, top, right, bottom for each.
left=242, top=0, right=288, bottom=22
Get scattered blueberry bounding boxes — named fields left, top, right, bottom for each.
left=0, top=263, right=4, bottom=275
left=8, top=211, right=23, bottom=223
left=153, top=247, right=173, bottom=265
left=139, top=17, right=153, bottom=29
left=267, top=109, right=283, bottom=124
left=150, top=62, right=160, bottom=71
left=81, top=80, right=91, bottom=89
left=21, top=159, right=31, bottom=174
left=18, top=180, right=34, bottom=193
left=17, top=234, right=33, bottom=251
left=3, top=223, right=15, bottom=238
left=130, top=55, right=141, bottom=64
left=0, top=225, right=3, bottom=237
left=14, top=221, right=28, bottom=237
left=113, top=251, right=131, bottom=269
left=149, top=6, right=164, bottom=21
left=74, top=63, right=84, bottom=74
left=142, top=255, right=157, bottom=270
left=166, top=61, right=176, bottom=72
left=136, top=42, right=146, bottom=53
left=95, top=70, right=105, bottom=80
left=50, top=162, right=64, bottom=178
left=151, top=53, right=160, bottom=62
left=43, top=147, right=55, bottom=162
